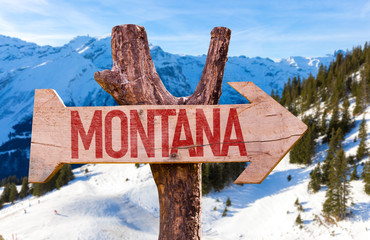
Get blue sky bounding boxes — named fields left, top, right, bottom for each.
left=1, top=0, right=370, bottom=58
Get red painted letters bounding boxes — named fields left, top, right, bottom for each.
left=71, top=110, right=103, bottom=159
left=105, top=110, right=128, bottom=158
left=171, top=109, right=197, bottom=157
left=130, top=110, right=155, bottom=158
left=221, top=108, right=247, bottom=156
left=70, top=108, right=247, bottom=159
left=196, top=108, right=221, bottom=156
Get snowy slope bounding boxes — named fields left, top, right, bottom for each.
left=0, top=34, right=336, bottom=179
left=0, top=34, right=336, bottom=144
left=0, top=104, right=368, bottom=239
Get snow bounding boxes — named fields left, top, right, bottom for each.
left=78, top=46, right=89, bottom=54
left=0, top=35, right=368, bottom=240
left=0, top=34, right=335, bottom=144
left=32, top=61, right=51, bottom=69
left=349, top=66, right=365, bottom=83
left=0, top=106, right=369, bottom=239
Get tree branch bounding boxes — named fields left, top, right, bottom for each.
left=94, top=24, right=231, bottom=240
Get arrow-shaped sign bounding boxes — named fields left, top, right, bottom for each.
left=29, top=82, right=307, bottom=184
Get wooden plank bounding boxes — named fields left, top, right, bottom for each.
left=29, top=82, right=307, bottom=183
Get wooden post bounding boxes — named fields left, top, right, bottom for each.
left=94, top=24, right=231, bottom=240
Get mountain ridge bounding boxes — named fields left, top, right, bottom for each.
left=0, top=34, right=336, bottom=179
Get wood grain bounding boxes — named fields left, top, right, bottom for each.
left=29, top=82, right=307, bottom=184
left=29, top=24, right=306, bottom=240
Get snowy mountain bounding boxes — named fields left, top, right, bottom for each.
left=0, top=104, right=368, bottom=239
left=0, top=35, right=369, bottom=240
left=0, top=34, right=336, bottom=179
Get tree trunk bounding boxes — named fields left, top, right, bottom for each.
left=94, top=24, right=231, bottom=240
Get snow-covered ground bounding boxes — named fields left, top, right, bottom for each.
left=0, top=108, right=368, bottom=240
left=0, top=34, right=367, bottom=238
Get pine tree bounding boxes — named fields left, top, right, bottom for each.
left=32, top=164, right=75, bottom=196
left=290, top=120, right=316, bottom=165
left=65, top=164, right=75, bottom=182
left=221, top=163, right=232, bottom=186
left=356, top=117, right=368, bottom=161
left=210, top=164, right=224, bottom=192
left=32, top=183, right=41, bottom=197
left=295, top=214, right=303, bottom=225
left=0, top=178, right=7, bottom=187
left=298, top=204, right=304, bottom=212
left=0, top=183, right=10, bottom=203
left=274, top=89, right=280, bottom=102
left=294, top=198, right=299, bottom=206
left=19, top=177, right=29, bottom=199
left=0, top=200, right=3, bottom=210
left=363, top=161, right=370, bottom=195
left=202, top=163, right=211, bottom=195
left=56, top=170, right=65, bottom=190
left=222, top=207, right=228, bottom=217
left=322, top=148, right=351, bottom=220
left=350, top=164, right=359, bottom=180
left=9, top=183, right=18, bottom=204
left=308, top=162, right=322, bottom=193
left=226, top=197, right=231, bottom=207
left=353, top=77, right=367, bottom=115
left=321, top=128, right=343, bottom=184
left=340, top=96, right=352, bottom=134
left=325, top=105, right=340, bottom=143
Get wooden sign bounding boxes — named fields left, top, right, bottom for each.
left=29, top=81, right=307, bottom=184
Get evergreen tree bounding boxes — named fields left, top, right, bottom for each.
left=56, top=168, right=67, bottom=190
left=321, top=128, right=343, bottom=184
left=33, top=164, right=75, bottom=196
left=19, top=177, right=29, bottom=199
left=294, top=198, right=299, bottom=206
left=320, top=109, right=328, bottom=135
left=210, top=164, right=224, bottom=192
left=202, top=164, right=211, bottom=195
left=325, top=105, right=340, bottom=143
left=350, top=164, right=359, bottom=180
left=202, top=162, right=246, bottom=194
left=226, top=196, right=231, bottom=207
left=0, top=200, right=3, bottom=210
left=32, top=183, right=41, bottom=197
left=0, top=178, right=7, bottom=187
left=322, top=148, right=351, bottom=220
left=221, top=163, right=232, bottom=186
left=340, top=96, right=352, bottom=134
left=274, top=89, right=280, bottom=102
left=289, top=126, right=312, bottom=164
left=353, top=77, right=367, bottom=115
left=290, top=119, right=316, bottom=165
left=308, top=162, right=322, bottom=193
left=230, top=162, right=246, bottom=181
left=9, top=183, right=18, bottom=204
left=281, top=79, right=292, bottom=107
left=356, top=117, right=368, bottom=161
left=222, top=207, right=228, bottom=217
left=295, top=214, right=303, bottom=225
left=271, top=89, right=280, bottom=102
left=363, top=161, right=370, bottom=195
left=298, top=204, right=304, bottom=212
left=66, top=164, right=75, bottom=181
left=0, top=183, right=10, bottom=203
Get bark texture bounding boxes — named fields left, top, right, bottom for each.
left=94, top=24, right=231, bottom=240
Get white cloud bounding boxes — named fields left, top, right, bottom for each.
left=0, top=0, right=50, bottom=15
left=0, top=0, right=369, bottom=57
